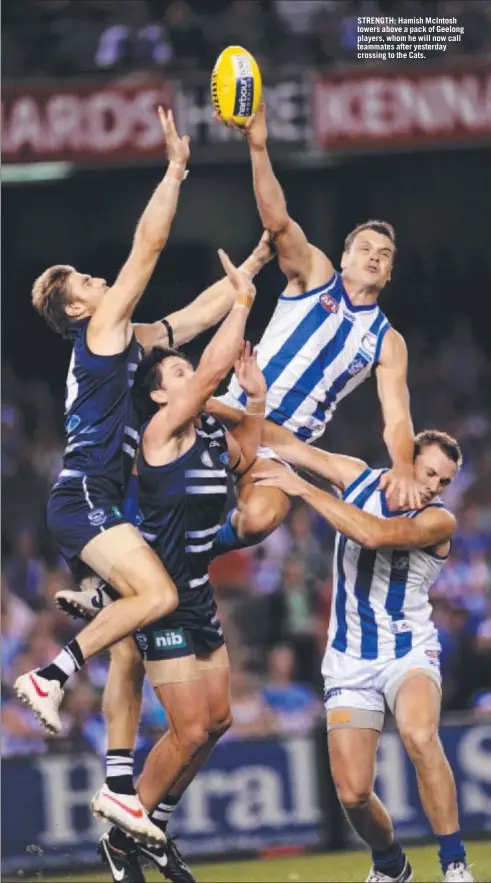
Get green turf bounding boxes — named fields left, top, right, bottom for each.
left=16, top=841, right=490, bottom=882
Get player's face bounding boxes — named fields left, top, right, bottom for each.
left=65, top=270, right=109, bottom=318
left=341, top=230, right=394, bottom=291
left=414, top=445, right=458, bottom=504
left=157, top=356, right=195, bottom=404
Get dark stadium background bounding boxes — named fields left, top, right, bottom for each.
left=2, top=0, right=491, bottom=878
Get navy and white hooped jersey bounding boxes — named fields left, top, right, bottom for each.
left=135, top=415, right=229, bottom=628
left=59, top=318, right=142, bottom=488
left=325, top=468, right=449, bottom=663
left=223, top=272, right=391, bottom=442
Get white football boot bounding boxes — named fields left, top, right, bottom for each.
left=365, top=857, right=413, bottom=882
left=14, top=670, right=64, bottom=735
left=55, top=576, right=113, bottom=621
left=91, top=784, right=166, bottom=849
left=443, top=863, right=474, bottom=882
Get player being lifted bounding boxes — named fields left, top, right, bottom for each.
left=14, top=107, right=272, bottom=845
left=253, top=431, right=474, bottom=883
left=209, top=103, right=420, bottom=560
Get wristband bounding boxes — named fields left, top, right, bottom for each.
left=160, top=318, right=174, bottom=347
left=234, top=292, right=254, bottom=310
left=245, top=395, right=266, bottom=416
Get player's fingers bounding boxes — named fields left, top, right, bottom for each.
left=217, top=249, right=237, bottom=279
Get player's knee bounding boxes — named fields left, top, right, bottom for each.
left=178, top=721, right=209, bottom=755
left=140, top=585, right=179, bottom=626
left=209, top=710, right=233, bottom=739
left=239, top=496, right=284, bottom=540
left=400, top=725, right=438, bottom=760
left=337, top=783, right=372, bottom=811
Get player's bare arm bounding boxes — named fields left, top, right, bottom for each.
left=133, top=231, right=274, bottom=352
left=213, top=104, right=332, bottom=293
left=143, top=250, right=256, bottom=453
left=226, top=345, right=266, bottom=475
left=88, top=108, right=190, bottom=356
left=254, top=468, right=456, bottom=551
left=376, top=328, right=420, bottom=510
left=260, top=430, right=368, bottom=493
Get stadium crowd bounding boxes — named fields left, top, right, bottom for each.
left=2, top=318, right=491, bottom=759
left=3, top=0, right=491, bottom=81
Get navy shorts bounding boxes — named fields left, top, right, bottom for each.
left=47, top=475, right=130, bottom=577
left=134, top=607, right=224, bottom=663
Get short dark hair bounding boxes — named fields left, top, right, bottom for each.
left=132, top=345, right=192, bottom=424
left=344, top=220, right=396, bottom=253
left=414, top=430, right=463, bottom=469
left=32, top=264, right=75, bottom=337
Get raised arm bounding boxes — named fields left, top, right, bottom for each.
left=133, top=232, right=274, bottom=352
left=254, top=468, right=456, bottom=551
left=214, top=104, right=332, bottom=292
left=87, top=108, right=190, bottom=355
left=226, top=345, right=266, bottom=475
left=144, top=251, right=257, bottom=447
left=376, top=329, right=420, bottom=510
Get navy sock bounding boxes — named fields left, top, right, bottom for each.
left=150, top=794, right=179, bottom=832
left=37, top=639, right=85, bottom=687
left=106, top=749, right=135, bottom=795
left=211, top=511, right=245, bottom=559
left=438, top=831, right=466, bottom=873
left=372, top=839, right=405, bottom=878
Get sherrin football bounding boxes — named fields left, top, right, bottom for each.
left=211, top=46, right=262, bottom=127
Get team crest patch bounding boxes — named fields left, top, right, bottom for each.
left=320, top=293, right=338, bottom=313
left=88, top=508, right=107, bottom=527
left=347, top=356, right=367, bottom=376
left=220, top=452, right=230, bottom=465
left=135, top=632, right=148, bottom=652
left=201, top=450, right=214, bottom=468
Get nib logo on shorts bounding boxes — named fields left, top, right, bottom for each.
left=154, top=628, right=187, bottom=650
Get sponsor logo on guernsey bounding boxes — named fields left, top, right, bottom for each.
left=111, top=506, right=123, bottom=518
left=347, top=356, right=368, bottom=376
left=201, top=450, right=214, bottom=468
left=324, top=687, right=343, bottom=702
left=154, top=628, right=187, bottom=650
left=88, top=508, right=107, bottom=527
left=320, top=293, right=339, bottom=314
left=392, top=553, right=410, bottom=571
left=220, top=452, right=230, bottom=465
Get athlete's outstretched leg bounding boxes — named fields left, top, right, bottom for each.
left=329, top=723, right=411, bottom=881
left=394, top=675, right=472, bottom=881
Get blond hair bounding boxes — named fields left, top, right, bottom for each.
left=32, top=265, right=75, bottom=337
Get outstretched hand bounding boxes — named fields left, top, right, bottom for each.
left=235, top=342, right=266, bottom=399
left=251, top=465, right=307, bottom=497
left=212, top=103, right=268, bottom=151
left=218, top=249, right=256, bottom=300
left=158, top=106, right=190, bottom=166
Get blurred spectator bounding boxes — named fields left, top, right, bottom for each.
left=267, top=555, right=321, bottom=686
left=227, top=668, right=279, bottom=739
left=5, top=526, right=46, bottom=609
left=262, top=644, right=324, bottom=733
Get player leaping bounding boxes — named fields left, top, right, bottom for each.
left=209, top=104, right=420, bottom=559
left=253, top=431, right=473, bottom=883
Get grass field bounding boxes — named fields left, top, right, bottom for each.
left=16, top=842, right=490, bottom=883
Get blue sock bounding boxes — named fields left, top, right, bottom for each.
left=211, top=510, right=245, bottom=559
left=372, top=840, right=405, bottom=878
left=438, top=831, right=466, bottom=873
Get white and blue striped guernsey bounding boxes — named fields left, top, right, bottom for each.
left=325, top=468, right=448, bottom=663
left=222, top=272, right=391, bottom=442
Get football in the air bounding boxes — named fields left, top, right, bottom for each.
left=211, top=46, right=262, bottom=128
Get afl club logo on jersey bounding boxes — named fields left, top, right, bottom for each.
left=201, top=450, right=214, bottom=468
left=320, top=293, right=338, bottom=314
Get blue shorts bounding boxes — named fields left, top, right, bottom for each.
left=47, top=475, right=130, bottom=578
left=134, top=606, right=224, bottom=662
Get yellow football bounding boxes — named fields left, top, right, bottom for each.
left=211, top=46, right=262, bottom=128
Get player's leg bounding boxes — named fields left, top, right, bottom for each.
left=387, top=656, right=473, bottom=882
left=213, top=454, right=291, bottom=556
left=324, top=649, right=412, bottom=882
left=16, top=523, right=178, bottom=726
left=102, top=638, right=144, bottom=796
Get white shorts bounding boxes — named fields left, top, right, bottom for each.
left=323, top=644, right=442, bottom=718
left=216, top=395, right=292, bottom=470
